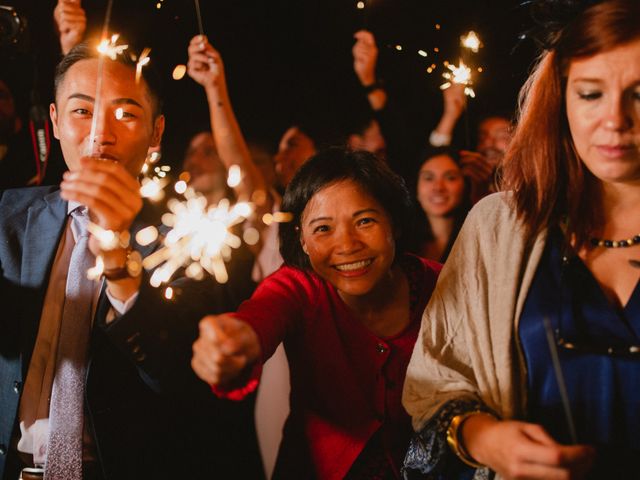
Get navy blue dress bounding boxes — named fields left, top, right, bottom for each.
left=519, top=228, right=640, bottom=476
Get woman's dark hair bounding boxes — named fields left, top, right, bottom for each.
left=411, top=146, right=471, bottom=262
left=279, top=147, right=413, bottom=270
left=502, top=0, right=640, bottom=246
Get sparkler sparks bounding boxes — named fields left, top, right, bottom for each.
left=172, top=64, right=187, bottom=80
left=140, top=176, right=169, bottom=202
left=136, top=48, right=152, bottom=83
left=440, top=60, right=475, bottom=98
left=142, top=191, right=255, bottom=285
left=460, top=30, right=482, bottom=53
left=97, top=34, right=129, bottom=60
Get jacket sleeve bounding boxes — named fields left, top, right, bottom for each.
left=95, top=242, right=257, bottom=394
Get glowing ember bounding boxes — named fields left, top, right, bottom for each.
left=140, top=177, right=169, bottom=201
left=87, top=255, right=105, bottom=281
left=172, top=64, right=187, bottom=80
left=174, top=180, right=188, bottom=194
left=461, top=31, right=482, bottom=53
left=440, top=60, right=475, bottom=98
left=136, top=48, right=151, bottom=83
left=135, top=226, right=159, bottom=246
left=227, top=165, right=242, bottom=188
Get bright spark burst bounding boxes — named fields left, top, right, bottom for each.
left=97, top=34, right=129, bottom=60
left=440, top=60, right=475, bottom=98
left=142, top=190, right=254, bottom=285
left=136, top=48, right=152, bottom=83
left=460, top=31, right=482, bottom=53
left=140, top=176, right=169, bottom=202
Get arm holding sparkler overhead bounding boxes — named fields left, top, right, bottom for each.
left=54, top=0, right=87, bottom=55
left=428, top=84, right=466, bottom=147
left=353, top=30, right=387, bottom=111
left=187, top=35, right=268, bottom=204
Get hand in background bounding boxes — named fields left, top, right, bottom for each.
left=187, top=35, right=226, bottom=91
left=352, top=30, right=378, bottom=87
left=459, top=149, right=494, bottom=204
left=54, top=0, right=86, bottom=55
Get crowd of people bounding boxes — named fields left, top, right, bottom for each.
left=0, top=0, right=638, bottom=479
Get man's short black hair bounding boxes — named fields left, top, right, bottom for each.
left=54, top=42, right=163, bottom=117
left=279, top=147, right=413, bottom=270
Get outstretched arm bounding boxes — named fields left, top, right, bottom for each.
left=429, top=84, right=466, bottom=147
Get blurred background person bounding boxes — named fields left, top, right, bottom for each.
left=411, top=147, right=470, bottom=263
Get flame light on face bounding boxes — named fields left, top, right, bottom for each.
left=142, top=189, right=255, bottom=285
left=440, top=60, right=476, bottom=98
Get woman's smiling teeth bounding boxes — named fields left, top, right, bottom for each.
left=334, top=259, right=373, bottom=272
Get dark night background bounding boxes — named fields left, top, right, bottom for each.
left=2, top=0, right=539, bottom=180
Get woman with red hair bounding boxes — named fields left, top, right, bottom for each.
left=403, top=1, right=640, bottom=478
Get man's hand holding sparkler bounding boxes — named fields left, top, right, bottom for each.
left=61, top=156, right=144, bottom=299
left=54, top=0, right=87, bottom=55
left=192, top=314, right=262, bottom=386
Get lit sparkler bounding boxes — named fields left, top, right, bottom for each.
left=142, top=190, right=254, bottom=285
left=136, top=48, right=151, bottom=84
left=440, top=60, right=475, bottom=98
left=97, top=34, right=129, bottom=60
left=460, top=30, right=482, bottom=53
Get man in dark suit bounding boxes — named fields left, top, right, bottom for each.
left=0, top=43, right=264, bottom=480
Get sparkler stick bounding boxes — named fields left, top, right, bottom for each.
left=194, top=0, right=205, bottom=37
left=542, top=315, right=578, bottom=444
left=86, top=0, right=115, bottom=157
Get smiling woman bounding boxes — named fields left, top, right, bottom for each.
left=402, top=1, right=640, bottom=478
left=191, top=148, right=441, bottom=479
left=412, top=146, right=470, bottom=262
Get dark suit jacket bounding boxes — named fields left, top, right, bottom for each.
left=0, top=186, right=265, bottom=479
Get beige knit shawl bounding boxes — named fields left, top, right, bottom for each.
left=403, top=192, right=548, bottom=430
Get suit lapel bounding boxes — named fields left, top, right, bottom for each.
left=21, top=190, right=68, bottom=288
left=20, top=191, right=68, bottom=374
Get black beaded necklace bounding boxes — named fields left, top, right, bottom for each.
left=589, top=234, right=640, bottom=248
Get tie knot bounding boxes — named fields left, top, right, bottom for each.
left=70, top=206, right=90, bottom=240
